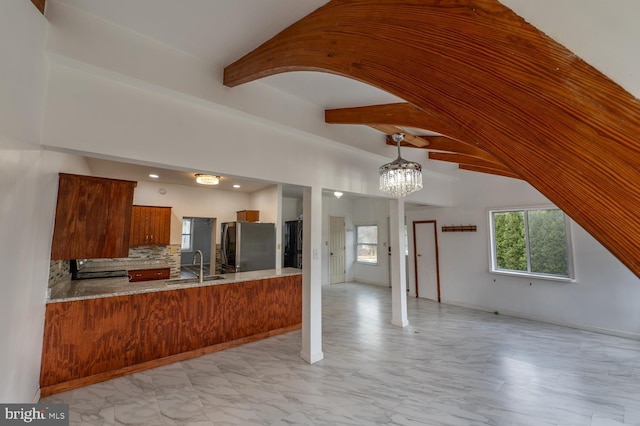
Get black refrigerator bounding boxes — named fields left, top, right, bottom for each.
left=284, top=220, right=303, bottom=269
left=220, top=222, right=276, bottom=273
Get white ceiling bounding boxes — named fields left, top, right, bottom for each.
left=85, top=157, right=276, bottom=193
left=52, top=0, right=403, bottom=110
left=50, top=0, right=640, bottom=194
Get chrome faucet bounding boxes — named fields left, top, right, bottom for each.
left=192, top=250, right=204, bottom=283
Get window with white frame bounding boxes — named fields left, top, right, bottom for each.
left=489, top=207, right=573, bottom=280
left=181, top=218, right=193, bottom=251
left=356, top=225, right=378, bottom=264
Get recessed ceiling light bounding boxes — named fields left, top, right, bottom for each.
left=149, top=174, right=159, bottom=179
left=233, top=184, right=241, bottom=189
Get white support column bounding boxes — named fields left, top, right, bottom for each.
left=389, top=198, right=409, bottom=327
left=300, top=186, right=324, bottom=363
left=275, top=184, right=283, bottom=269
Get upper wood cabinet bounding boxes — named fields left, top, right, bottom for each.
left=51, top=174, right=137, bottom=260
left=237, top=210, right=259, bottom=222
left=129, top=205, right=171, bottom=246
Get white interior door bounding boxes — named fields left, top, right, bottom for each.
left=329, top=216, right=345, bottom=284
left=414, top=221, right=440, bottom=302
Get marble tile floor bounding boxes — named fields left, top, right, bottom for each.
left=40, top=282, right=640, bottom=425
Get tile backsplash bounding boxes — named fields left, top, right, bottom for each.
left=80, top=244, right=181, bottom=277
left=48, top=259, right=70, bottom=287
left=48, top=244, right=182, bottom=289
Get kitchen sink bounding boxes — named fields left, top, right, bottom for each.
left=165, top=275, right=226, bottom=285
left=203, top=275, right=225, bottom=281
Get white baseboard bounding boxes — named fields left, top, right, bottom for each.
left=442, top=299, right=640, bottom=341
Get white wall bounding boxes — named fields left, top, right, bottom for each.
left=132, top=180, right=251, bottom=245
left=350, top=197, right=392, bottom=286
left=0, top=149, right=90, bottom=404
left=282, top=197, right=302, bottom=222
left=250, top=185, right=278, bottom=224
left=0, top=0, right=51, bottom=403
left=41, top=61, right=452, bottom=206
left=321, top=195, right=356, bottom=285
left=40, top=1, right=454, bottom=206
left=0, top=1, right=47, bottom=150
left=406, top=171, right=640, bottom=339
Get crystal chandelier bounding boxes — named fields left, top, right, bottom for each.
left=379, top=133, right=423, bottom=197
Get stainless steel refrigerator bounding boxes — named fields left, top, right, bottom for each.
left=220, top=222, right=276, bottom=273
left=283, top=220, right=303, bottom=269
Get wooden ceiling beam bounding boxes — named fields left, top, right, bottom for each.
left=459, top=165, right=521, bottom=180
left=335, top=103, right=513, bottom=174
left=428, top=152, right=512, bottom=173
left=385, top=135, right=501, bottom=163
left=326, top=103, right=465, bottom=145
left=369, top=125, right=428, bottom=147
left=224, top=0, right=640, bottom=277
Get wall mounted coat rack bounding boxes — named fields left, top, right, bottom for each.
left=442, top=225, right=477, bottom=232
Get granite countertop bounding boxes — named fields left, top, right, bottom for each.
left=48, top=268, right=303, bottom=304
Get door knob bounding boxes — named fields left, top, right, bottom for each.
left=330, top=252, right=334, bottom=255
left=417, top=254, right=422, bottom=257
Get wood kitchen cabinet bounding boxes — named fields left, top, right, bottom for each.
left=40, top=274, right=302, bottom=396
left=237, top=210, right=259, bottom=222
left=129, top=206, right=171, bottom=246
left=128, top=267, right=170, bottom=282
left=50, top=174, right=137, bottom=260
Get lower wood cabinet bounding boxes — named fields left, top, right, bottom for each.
left=128, top=268, right=170, bottom=282
left=40, top=275, right=302, bottom=396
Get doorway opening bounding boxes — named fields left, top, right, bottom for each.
left=180, top=217, right=217, bottom=278
left=412, top=220, right=441, bottom=302
left=329, top=216, right=346, bottom=284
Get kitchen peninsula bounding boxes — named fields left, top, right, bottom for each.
left=40, top=268, right=302, bottom=397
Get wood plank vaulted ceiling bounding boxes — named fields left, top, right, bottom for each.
left=223, top=0, right=640, bottom=278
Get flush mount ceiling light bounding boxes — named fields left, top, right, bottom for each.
left=379, top=133, right=423, bottom=198
left=334, top=191, right=343, bottom=199
left=195, top=174, right=220, bottom=185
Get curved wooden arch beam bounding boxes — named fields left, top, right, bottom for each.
left=224, top=0, right=640, bottom=277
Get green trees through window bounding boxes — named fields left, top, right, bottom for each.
left=494, top=211, right=526, bottom=271
left=491, top=208, right=571, bottom=279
